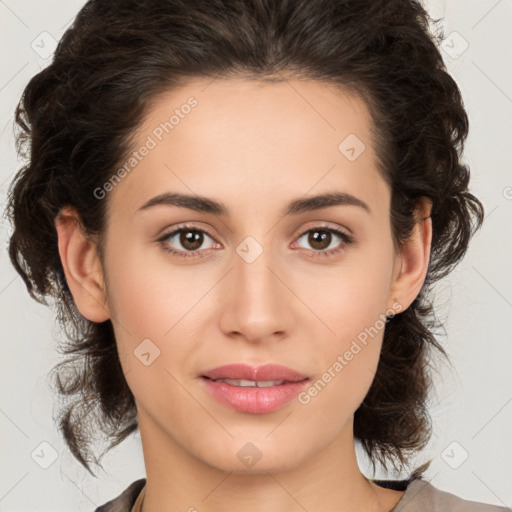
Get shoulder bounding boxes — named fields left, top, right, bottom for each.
left=393, top=478, right=511, bottom=512
left=94, top=478, right=146, bottom=512
left=92, top=476, right=510, bottom=512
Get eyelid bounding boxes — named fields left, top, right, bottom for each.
left=156, top=223, right=219, bottom=248
left=292, top=223, right=355, bottom=254
left=293, top=221, right=353, bottom=240
left=156, top=221, right=354, bottom=258
left=155, top=221, right=217, bottom=241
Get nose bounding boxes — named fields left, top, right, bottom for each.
left=218, top=242, right=293, bottom=344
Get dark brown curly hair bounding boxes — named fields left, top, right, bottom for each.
left=6, top=0, right=484, bottom=478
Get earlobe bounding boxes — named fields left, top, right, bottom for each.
left=387, top=197, right=433, bottom=312
left=55, top=206, right=110, bottom=323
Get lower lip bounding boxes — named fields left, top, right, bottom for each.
left=201, top=377, right=309, bottom=414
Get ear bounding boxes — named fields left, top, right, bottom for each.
left=54, top=206, right=110, bottom=322
left=387, top=197, right=432, bottom=312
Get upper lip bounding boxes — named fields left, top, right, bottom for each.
left=201, top=363, right=309, bottom=382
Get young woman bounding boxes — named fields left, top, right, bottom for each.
left=6, top=1, right=509, bottom=511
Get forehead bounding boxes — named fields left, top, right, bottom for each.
left=139, top=77, right=375, bottom=150
left=107, top=77, right=388, bottom=216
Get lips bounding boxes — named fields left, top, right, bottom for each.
left=200, top=364, right=309, bottom=414
left=211, top=378, right=285, bottom=387
left=201, top=363, right=308, bottom=382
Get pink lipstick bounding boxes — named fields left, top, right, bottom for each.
left=200, top=363, right=309, bottom=414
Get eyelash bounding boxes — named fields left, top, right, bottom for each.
left=156, top=223, right=354, bottom=259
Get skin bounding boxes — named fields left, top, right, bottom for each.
left=55, top=77, right=432, bottom=512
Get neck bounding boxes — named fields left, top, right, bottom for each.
left=136, top=410, right=402, bottom=512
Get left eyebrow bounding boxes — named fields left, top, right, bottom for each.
left=137, top=191, right=371, bottom=216
left=284, top=192, right=371, bottom=216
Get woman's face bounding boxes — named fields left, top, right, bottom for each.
left=86, top=78, right=413, bottom=473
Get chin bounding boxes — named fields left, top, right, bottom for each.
left=197, top=438, right=307, bottom=475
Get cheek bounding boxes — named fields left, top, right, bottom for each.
left=297, top=302, right=386, bottom=432
left=297, top=242, right=394, bottom=405
left=102, top=247, right=211, bottom=420
left=105, top=231, right=213, bottom=319
left=101, top=236, right=219, bottom=370
left=310, top=241, right=394, bottom=344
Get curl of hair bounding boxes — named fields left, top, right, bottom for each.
left=6, top=0, right=484, bottom=477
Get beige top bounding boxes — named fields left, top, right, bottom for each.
left=388, top=479, right=510, bottom=511
left=94, top=477, right=511, bottom=511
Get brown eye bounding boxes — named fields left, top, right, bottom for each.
left=295, top=226, right=353, bottom=257
left=159, top=226, right=216, bottom=256
left=178, top=230, right=204, bottom=251
left=307, top=230, right=333, bottom=250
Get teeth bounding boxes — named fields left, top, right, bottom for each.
left=214, top=378, right=285, bottom=387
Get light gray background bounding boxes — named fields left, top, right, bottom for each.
left=1, top=1, right=511, bottom=511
